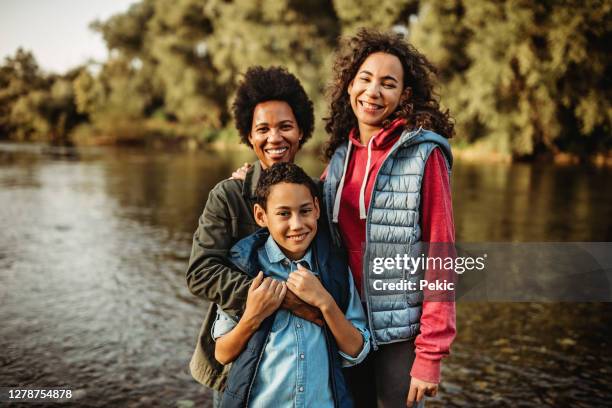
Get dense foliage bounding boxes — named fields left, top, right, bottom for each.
left=0, top=0, right=609, bottom=159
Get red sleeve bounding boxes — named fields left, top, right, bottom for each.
left=410, top=148, right=457, bottom=384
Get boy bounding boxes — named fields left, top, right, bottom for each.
left=212, top=162, right=370, bottom=408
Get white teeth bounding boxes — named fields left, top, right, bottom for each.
left=361, top=101, right=381, bottom=109
left=266, top=147, right=288, bottom=154
left=288, top=233, right=307, bottom=241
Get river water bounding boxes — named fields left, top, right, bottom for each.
left=1, top=143, right=611, bottom=407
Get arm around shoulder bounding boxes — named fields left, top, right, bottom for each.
left=186, top=182, right=252, bottom=317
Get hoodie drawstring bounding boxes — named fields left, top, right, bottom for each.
left=332, top=141, right=352, bottom=223
left=331, top=134, right=372, bottom=222
left=358, top=136, right=375, bottom=219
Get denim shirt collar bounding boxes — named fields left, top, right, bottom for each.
left=263, top=234, right=313, bottom=271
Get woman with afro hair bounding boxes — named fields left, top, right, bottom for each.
left=322, top=28, right=457, bottom=407
left=186, top=66, right=325, bottom=404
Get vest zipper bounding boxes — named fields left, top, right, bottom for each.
left=362, top=128, right=423, bottom=350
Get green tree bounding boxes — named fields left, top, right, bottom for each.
left=0, top=49, right=84, bottom=142
left=0, top=49, right=46, bottom=138
left=411, top=0, right=612, bottom=158
left=333, top=0, right=417, bottom=34
left=3, top=0, right=609, bottom=157
left=201, top=0, right=339, bottom=141
left=91, top=0, right=341, bottom=142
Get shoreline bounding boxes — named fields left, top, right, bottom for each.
left=1, top=139, right=611, bottom=167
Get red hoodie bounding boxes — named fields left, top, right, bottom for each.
left=327, top=119, right=456, bottom=384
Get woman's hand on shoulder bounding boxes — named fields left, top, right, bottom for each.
left=231, top=162, right=252, bottom=180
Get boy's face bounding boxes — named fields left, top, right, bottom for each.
left=254, top=182, right=320, bottom=261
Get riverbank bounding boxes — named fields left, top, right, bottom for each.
left=6, top=138, right=611, bottom=168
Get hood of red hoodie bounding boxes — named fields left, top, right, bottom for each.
left=348, top=118, right=407, bottom=150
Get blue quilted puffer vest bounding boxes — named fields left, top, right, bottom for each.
left=323, top=128, right=452, bottom=349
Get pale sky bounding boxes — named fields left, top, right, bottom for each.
left=0, top=0, right=138, bottom=73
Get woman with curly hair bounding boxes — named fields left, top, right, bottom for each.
left=322, top=28, right=456, bottom=407
left=186, top=66, right=327, bottom=405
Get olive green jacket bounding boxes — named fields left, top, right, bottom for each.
left=186, top=162, right=262, bottom=391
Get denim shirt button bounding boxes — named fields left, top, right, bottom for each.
left=300, top=353, right=305, bottom=359
left=298, top=386, right=304, bottom=392
left=296, top=323, right=302, bottom=328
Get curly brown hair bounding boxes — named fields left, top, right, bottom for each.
left=324, top=28, right=454, bottom=160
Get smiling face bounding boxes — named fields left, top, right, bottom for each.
left=348, top=52, right=404, bottom=141
left=248, top=100, right=302, bottom=169
left=254, top=182, right=320, bottom=261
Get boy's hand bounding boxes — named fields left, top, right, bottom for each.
left=281, top=290, right=324, bottom=326
left=406, top=377, right=437, bottom=406
left=287, top=264, right=333, bottom=310
left=242, top=271, right=286, bottom=328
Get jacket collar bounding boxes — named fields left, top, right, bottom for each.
left=229, top=223, right=331, bottom=278
left=348, top=118, right=406, bottom=151
left=397, top=128, right=453, bottom=169
left=229, top=229, right=269, bottom=277
left=263, top=234, right=314, bottom=270
left=242, top=160, right=263, bottom=201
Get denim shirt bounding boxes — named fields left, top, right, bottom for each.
left=213, top=235, right=370, bottom=408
